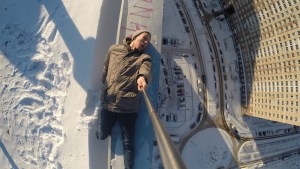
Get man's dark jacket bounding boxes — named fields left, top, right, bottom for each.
left=101, top=37, right=152, bottom=113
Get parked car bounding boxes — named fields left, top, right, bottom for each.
left=179, top=10, right=184, bottom=17
left=166, top=114, right=170, bottom=122
left=162, top=38, right=167, bottom=45
left=194, top=63, right=198, bottom=69
left=196, top=113, right=202, bottom=122
left=174, top=70, right=182, bottom=75
left=174, top=66, right=181, bottom=71
left=198, top=88, right=202, bottom=94
left=177, top=83, right=184, bottom=88
left=161, top=58, right=166, bottom=66
left=178, top=97, right=185, bottom=102
left=198, top=103, right=202, bottom=111
left=223, top=65, right=226, bottom=73
left=176, top=75, right=183, bottom=80
left=173, top=114, right=177, bottom=122
left=163, top=68, right=168, bottom=75
left=202, top=75, right=206, bottom=83
left=165, top=78, right=170, bottom=85
left=190, top=122, right=196, bottom=129
left=185, top=26, right=190, bottom=33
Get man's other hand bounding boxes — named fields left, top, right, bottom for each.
left=137, top=76, right=147, bottom=91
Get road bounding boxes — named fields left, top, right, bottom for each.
left=177, top=0, right=231, bottom=151
left=176, top=0, right=299, bottom=161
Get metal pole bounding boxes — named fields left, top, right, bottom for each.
left=142, top=90, right=187, bottom=169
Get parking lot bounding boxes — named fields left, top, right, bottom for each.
left=158, top=52, right=204, bottom=134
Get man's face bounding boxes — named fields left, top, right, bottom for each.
left=131, top=32, right=151, bottom=51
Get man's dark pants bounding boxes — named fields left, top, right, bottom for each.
left=98, top=108, right=137, bottom=169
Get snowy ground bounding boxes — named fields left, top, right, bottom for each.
left=1, top=0, right=163, bottom=168
left=0, top=21, right=71, bottom=168
left=182, top=128, right=234, bottom=169
left=0, top=0, right=103, bottom=168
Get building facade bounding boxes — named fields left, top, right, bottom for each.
left=221, top=0, right=300, bottom=125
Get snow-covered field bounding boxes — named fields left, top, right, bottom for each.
left=0, top=0, right=103, bottom=168
left=1, top=21, right=71, bottom=168
left=182, top=128, right=234, bottom=169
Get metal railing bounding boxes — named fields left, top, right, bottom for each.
left=142, top=90, right=187, bottom=169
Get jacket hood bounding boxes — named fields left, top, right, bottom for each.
left=123, top=37, right=132, bottom=51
